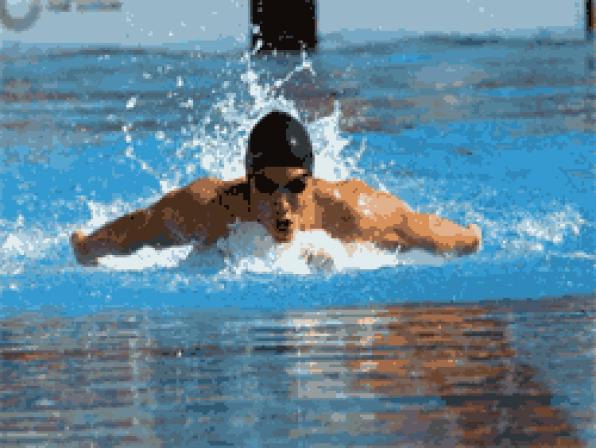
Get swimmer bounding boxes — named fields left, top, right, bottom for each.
left=71, top=111, right=482, bottom=266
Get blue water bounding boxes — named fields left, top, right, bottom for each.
left=1, top=37, right=594, bottom=446
left=1, top=37, right=593, bottom=314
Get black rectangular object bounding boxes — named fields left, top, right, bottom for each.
left=251, top=0, right=317, bottom=52
left=588, top=0, right=594, bottom=38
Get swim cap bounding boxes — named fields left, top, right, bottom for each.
left=246, top=111, right=313, bottom=175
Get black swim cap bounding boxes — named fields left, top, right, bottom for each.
left=246, top=111, right=313, bottom=176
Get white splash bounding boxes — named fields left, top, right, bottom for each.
left=94, top=220, right=446, bottom=274
left=218, top=222, right=446, bottom=274
left=516, top=206, right=584, bottom=244
left=98, top=245, right=194, bottom=271
left=117, top=49, right=363, bottom=197
left=0, top=215, right=71, bottom=276
left=171, top=51, right=359, bottom=185
left=126, top=96, right=137, bottom=109
left=468, top=204, right=588, bottom=256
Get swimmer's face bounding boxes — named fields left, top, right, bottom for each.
left=250, top=167, right=311, bottom=242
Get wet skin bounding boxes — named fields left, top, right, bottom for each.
left=70, top=166, right=481, bottom=266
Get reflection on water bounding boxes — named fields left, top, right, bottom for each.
left=1, top=297, right=592, bottom=446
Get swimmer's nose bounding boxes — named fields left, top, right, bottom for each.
left=275, top=194, right=292, bottom=216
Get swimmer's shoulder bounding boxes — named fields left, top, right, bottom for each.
left=184, top=177, right=247, bottom=204
left=155, top=177, right=246, bottom=216
left=184, top=178, right=224, bottom=202
left=161, top=177, right=247, bottom=231
left=311, top=178, right=374, bottom=237
left=313, top=177, right=412, bottom=216
left=313, top=178, right=377, bottom=205
left=150, top=178, right=223, bottom=219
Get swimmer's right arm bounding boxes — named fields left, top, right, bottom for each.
left=70, top=189, right=191, bottom=266
left=71, top=179, right=227, bottom=266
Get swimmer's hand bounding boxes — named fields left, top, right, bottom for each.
left=465, top=224, right=482, bottom=253
left=70, top=230, right=98, bottom=266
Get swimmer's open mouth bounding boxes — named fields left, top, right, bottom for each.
left=275, top=219, right=292, bottom=233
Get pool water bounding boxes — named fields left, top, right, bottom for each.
left=1, top=37, right=593, bottom=310
left=1, top=36, right=594, bottom=445
left=1, top=298, right=593, bottom=445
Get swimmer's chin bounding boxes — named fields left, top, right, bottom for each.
left=268, top=225, right=296, bottom=243
left=271, top=230, right=294, bottom=243
left=266, top=219, right=297, bottom=243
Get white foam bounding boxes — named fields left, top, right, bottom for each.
left=0, top=215, right=71, bottom=276
left=515, top=206, right=584, bottom=244
left=91, top=221, right=446, bottom=274
left=98, top=245, right=194, bottom=271
left=494, top=205, right=587, bottom=256
left=125, top=96, right=137, bottom=110
left=563, top=251, right=596, bottom=261
left=214, top=222, right=444, bottom=276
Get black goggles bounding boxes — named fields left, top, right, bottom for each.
left=254, top=175, right=308, bottom=194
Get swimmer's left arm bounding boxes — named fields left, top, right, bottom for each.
left=357, top=188, right=481, bottom=254
left=394, top=212, right=482, bottom=254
